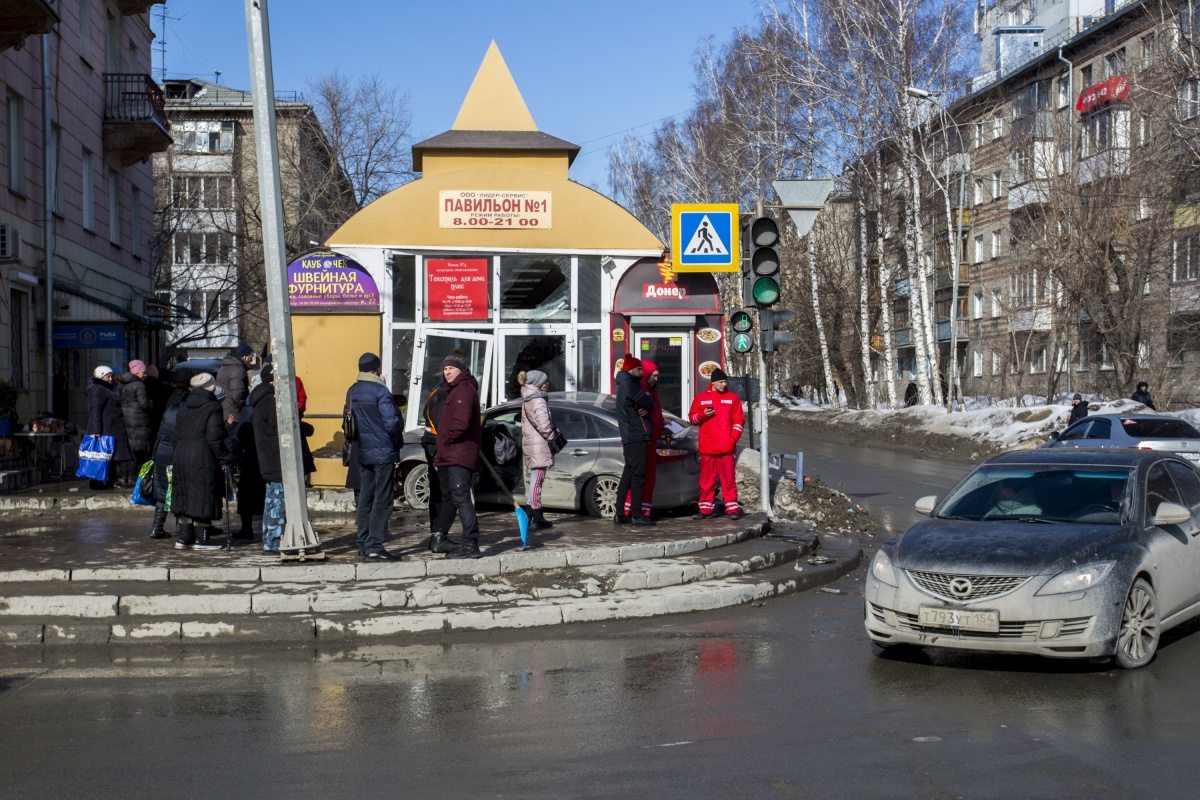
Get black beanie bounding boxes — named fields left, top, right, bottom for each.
left=710, top=367, right=728, bottom=382
left=359, top=352, right=382, bottom=372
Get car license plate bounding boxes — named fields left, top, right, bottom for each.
left=918, top=606, right=999, bottom=633
left=1182, top=453, right=1200, bottom=463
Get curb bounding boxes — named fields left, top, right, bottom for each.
left=0, top=489, right=361, bottom=514
left=0, top=533, right=862, bottom=647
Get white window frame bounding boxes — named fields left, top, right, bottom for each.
left=972, top=349, right=983, bottom=377
left=972, top=291, right=983, bottom=319
left=974, top=234, right=984, bottom=264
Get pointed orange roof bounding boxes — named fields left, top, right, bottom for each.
left=452, top=41, right=538, bottom=132
left=411, top=41, right=579, bottom=173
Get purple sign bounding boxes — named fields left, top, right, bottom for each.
left=287, top=249, right=380, bottom=311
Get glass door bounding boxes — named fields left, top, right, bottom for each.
left=633, top=331, right=692, bottom=419
left=409, top=329, right=494, bottom=429
left=498, top=329, right=568, bottom=402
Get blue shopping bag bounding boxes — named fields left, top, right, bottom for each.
left=131, top=461, right=154, bottom=506
left=75, top=434, right=114, bottom=481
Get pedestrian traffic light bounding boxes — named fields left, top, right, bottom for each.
left=730, top=310, right=754, bottom=353
left=749, top=215, right=782, bottom=308
left=760, top=308, right=796, bottom=352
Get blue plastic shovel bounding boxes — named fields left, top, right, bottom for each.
left=480, top=457, right=530, bottom=549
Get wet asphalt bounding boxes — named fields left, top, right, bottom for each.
left=4, top=428, right=1198, bottom=798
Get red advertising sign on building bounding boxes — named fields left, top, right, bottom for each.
left=1076, top=76, right=1130, bottom=114
left=427, top=258, right=490, bottom=320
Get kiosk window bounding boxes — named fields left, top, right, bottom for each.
left=578, top=331, right=601, bottom=393
left=578, top=256, right=602, bottom=323
left=500, top=255, right=570, bottom=322
left=392, top=255, right=416, bottom=323
left=504, top=334, right=566, bottom=400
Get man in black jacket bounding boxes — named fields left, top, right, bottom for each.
left=421, top=378, right=452, bottom=552
left=216, top=343, right=254, bottom=428
left=251, top=365, right=284, bottom=553
left=613, top=353, right=655, bottom=527
left=1131, top=381, right=1157, bottom=410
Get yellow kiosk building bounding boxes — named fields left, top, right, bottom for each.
left=296, top=43, right=728, bottom=487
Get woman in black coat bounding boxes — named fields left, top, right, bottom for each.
left=148, top=388, right=185, bottom=539
left=116, top=364, right=153, bottom=484
left=231, top=390, right=266, bottom=540
left=85, top=366, right=132, bottom=489
left=171, top=374, right=230, bottom=550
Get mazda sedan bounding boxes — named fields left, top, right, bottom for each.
left=865, top=449, right=1200, bottom=668
left=396, top=392, right=701, bottom=516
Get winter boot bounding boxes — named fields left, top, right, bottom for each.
left=530, top=507, right=554, bottom=529
left=149, top=504, right=169, bottom=539
left=428, top=532, right=458, bottom=554
left=232, top=515, right=255, bottom=541
left=446, top=542, right=483, bottom=560
left=174, top=518, right=196, bottom=550
left=194, top=525, right=222, bottom=551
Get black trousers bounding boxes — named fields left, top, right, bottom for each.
left=433, top=465, right=479, bottom=547
left=421, top=442, right=443, bottom=529
left=356, top=461, right=395, bottom=556
left=615, top=441, right=648, bottom=519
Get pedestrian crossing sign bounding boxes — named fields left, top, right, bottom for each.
left=671, top=203, right=739, bottom=272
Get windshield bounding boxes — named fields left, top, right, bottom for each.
left=1120, top=418, right=1200, bottom=438
left=937, top=465, right=1132, bottom=524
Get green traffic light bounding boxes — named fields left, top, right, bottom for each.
left=733, top=332, right=754, bottom=353
left=753, top=277, right=780, bottom=306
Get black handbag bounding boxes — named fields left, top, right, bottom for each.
left=342, top=400, right=357, bottom=466
left=548, top=428, right=568, bottom=455
left=342, top=400, right=357, bottom=442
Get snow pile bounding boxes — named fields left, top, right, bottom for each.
left=772, top=394, right=1191, bottom=451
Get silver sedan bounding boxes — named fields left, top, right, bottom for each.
left=1044, top=413, right=1200, bottom=464
left=397, top=392, right=702, bottom=516
left=865, top=449, right=1200, bottom=668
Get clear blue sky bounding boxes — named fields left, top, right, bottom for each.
left=157, top=0, right=763, bottom=191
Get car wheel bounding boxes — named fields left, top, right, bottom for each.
left=1115, top=577, right=1160, bottom=669
left=402, top=463, right=430, bottom=511
left=584, top=475, right=620, bottom=517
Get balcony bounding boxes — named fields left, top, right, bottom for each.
left=1012, top=110, right=1055, bottom=141
left=102, top=74, right=171, bottom=166
left=0, top=0, right=57, bottom=52
left=934, top=263, right=970, bottom=289
left=936, top=319, right=969, bottom=341
left=934, top=209, right=971, bottom=237
left=1079, top=148, right=1130, bottom=185
left=110, top=1, right=164, bottom=15
left=894, top=329, right=912, bottom=347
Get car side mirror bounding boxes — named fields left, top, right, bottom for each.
left=1153, top=502, right=1192, bottom=527
left=1049, top=431, right=1060, bottom=441
left=914, top=496, right=938, bottom=515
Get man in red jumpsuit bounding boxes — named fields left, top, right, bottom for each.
left=623, top=360, right=663, bottom=519
left=687, top=367, right=744, bottom=520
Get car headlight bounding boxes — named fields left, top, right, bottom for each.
left=870, top=550, right=899, bottom=587
left=1035, top=562, right=1115, bottom=596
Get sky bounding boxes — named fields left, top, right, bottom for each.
left=155, top=0, right=765, bottom=192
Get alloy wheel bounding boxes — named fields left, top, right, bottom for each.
left=1116, top=578, right=1159, bottom=669
left=593, top=476, right=619, bottom=518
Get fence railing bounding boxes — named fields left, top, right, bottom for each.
left=103, top=73, right=168, bottom=131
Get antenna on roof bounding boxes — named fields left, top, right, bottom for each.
left=214, top=70, right=222, bottom=85
left=153, top=6, right=183, bottom=83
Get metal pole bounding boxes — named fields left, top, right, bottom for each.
left=756, top=199, right=770, bottom=516
left=42, top=34, right=54, bottom=413
left=244, top=0, right=323, bottom=560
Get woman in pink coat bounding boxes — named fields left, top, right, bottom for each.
left=520, top=370, right=556, bottom=529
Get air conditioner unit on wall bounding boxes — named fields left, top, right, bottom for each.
left=0, top=224, right=22, bottom=261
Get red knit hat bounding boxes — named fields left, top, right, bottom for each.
left=621, top=352, right=642, bottom=371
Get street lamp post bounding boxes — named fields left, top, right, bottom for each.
left=907, top=87, right=965, bottom=411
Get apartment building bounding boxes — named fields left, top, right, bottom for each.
left=153, top=78, right=349, bottom=359
left=880, top=0, right=1200, bottom=402
left=1, top=1, right=170, bottom=426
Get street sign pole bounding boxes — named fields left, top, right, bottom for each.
left=245, top=0, right=323, bottom=560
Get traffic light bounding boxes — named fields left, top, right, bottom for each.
left=760, top=308, right=796, bottom=352
left=730, top=310, right=754, bottom=353
left=749, top=215, right=782, bottom=308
